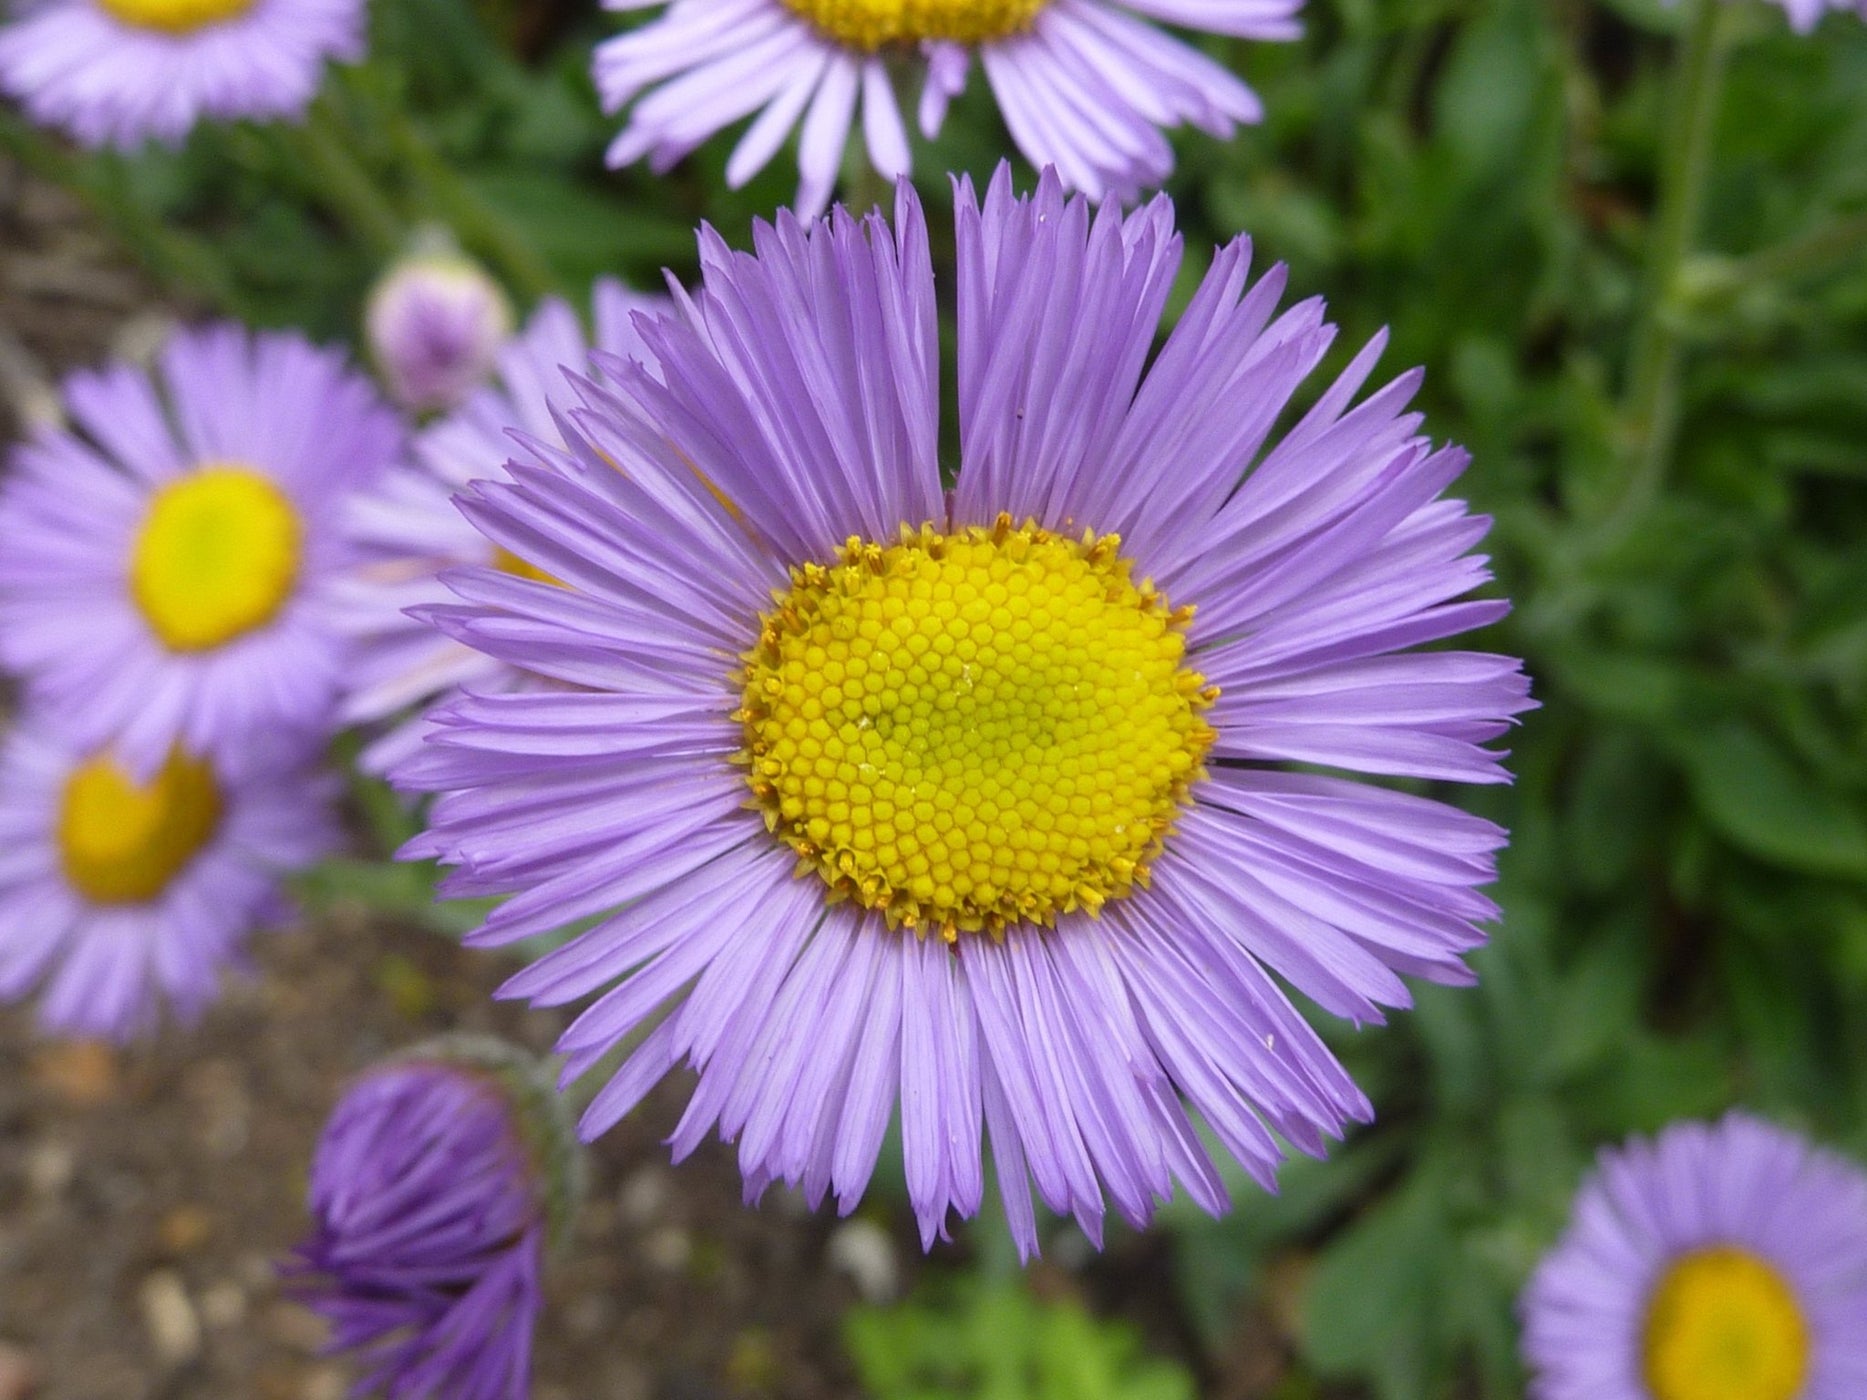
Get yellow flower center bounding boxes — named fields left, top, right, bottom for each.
left=96, top=0, right=256, bottom=35
left=1643, top=1247, right=1811, bottom=1400
left=739, top=516, right=1216, bottom=940
left=58, top=750, right=223, bottom=904
left=492, top=546, right=563, bottom=588
left=778, top=0, right=1049, bottom=48
left=131, top=466, right=303, bottom=653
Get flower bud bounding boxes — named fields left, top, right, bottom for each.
left=288, top=1037, right=580, bottom=1399
left=365, top=249, right=512, bottom=414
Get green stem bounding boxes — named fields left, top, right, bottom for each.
left=1613, top=0, right=1730, bottom=527
left=380, top=109, right=559, bottom=303
left=0, top=112, right=246, bottom=315
left=842, top=140, right=895, bottom=218
left=288, top=96, right=405, bottom=258
left=1731, top=208, right=1867, bottom=286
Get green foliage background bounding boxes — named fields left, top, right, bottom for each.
left=5, top=0, right=1865, bottom=1393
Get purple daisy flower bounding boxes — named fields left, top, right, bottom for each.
left=0, top=0, right=365, bottom=150
left=594, top=0, right=1302, bottom=214
left=0, top=323, right=401, bottom=779
left=334, top=278, right=668, bottom=775
left=293, top=1040, right=577, bottom=1400
left=1522, top=1113, right=1867, bottom=1400
left=396, top=168, right=1533, bottom=1256
left=0, top=713, right=338, bottom=1041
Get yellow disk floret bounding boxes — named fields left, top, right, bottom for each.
left=1643, top=1246, right=1810, bottom=1400
left=58, top=750, right=223, bottom=905
left=739, top=514, right=1216, bottom=940
left=492, top=546, right=564, bottom=589
left=779, top=0, right=1048, bottom=48
left=97, top=0, right=255, bottom=34
left=131, top=465, right=303, bottom=653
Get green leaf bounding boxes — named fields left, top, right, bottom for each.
left=1675, top=723, right=1867, bottom=880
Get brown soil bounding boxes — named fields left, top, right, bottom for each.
left=0, top=899, right=900, bottom=1400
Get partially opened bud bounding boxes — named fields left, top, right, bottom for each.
left=289, top=1037, right=580, bottom=1400
left=365, top=249, right=513, bottom=414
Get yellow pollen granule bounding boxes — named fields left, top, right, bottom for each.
left=738, top=515, right=1217, bottom=940
left=778, top=0, right=1049, bottom=49
left=97, top=0, right=255, bottom=34
left=131, top=466, right=303, bottom=653
left=58, top=750, right=223, bottom=904
left=492, top=546, right=564, bottom=588
left=1642, top=1246, right=1810, bottom=1400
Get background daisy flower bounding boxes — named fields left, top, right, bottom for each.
left=398, top=169, right=1532, bottom=1256
left=1521, top=1113, right=1867, bottom=1400
left=335, top=278, right=668, bottom=774
left=593, top=0, right=1303, bottom=213
left=292, top=1040, right=578, bottom=1400
left=0, top=715, right=338, bottom=1041
left=0, top=0, right=366, bottom=150
left=0, top=322, right=401, bottom=778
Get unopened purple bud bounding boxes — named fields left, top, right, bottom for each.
left=366, top=253, right=513, bottom=414
left=288, top=1037, right=579, bottom=1400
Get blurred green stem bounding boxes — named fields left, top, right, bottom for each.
left=1614, top=0, right=1730, bottom=526
left=379, top=106, right=560, bottom=302
left=289, top=96, right=405, bottom=258
left=844, top=144, right=894, bottom=218
left=0, top=111, right=246, bottom=314
left=1732, top=209, right=1867, bottom=286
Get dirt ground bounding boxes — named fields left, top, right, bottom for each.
left=0, top=904, right=890, bottom=1400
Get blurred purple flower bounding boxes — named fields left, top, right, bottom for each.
left=1522, top=1112, right=1867, bottom=1400
left=0, top=323, right=401, bottom=778
left=395, top=168, right=1531, bottom=1257
left=0, top=716, right=338, bottom=1041
left=594, top=0, right=1303, bottom=213
left=294, top=1046, right=575, bottom=1400
left=0, top=0, right=365, bottom=149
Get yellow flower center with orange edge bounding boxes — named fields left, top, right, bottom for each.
left=96, top=0, right=255, bottom=35
left=131, top=466, right=303, bottom=653
left=738, top=515, right=1216, bottom=940
left=492, top=546, right=563, bottom=588
left=778, top=0, right=1048, bottom=48
left=58, top=750, right=223, bottom=904
left=1643, top=1246, right=1810, bottom=1400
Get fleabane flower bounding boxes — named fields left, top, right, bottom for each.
left=0, top=0, right=365, bottom=150
left=0, top=714, right=338, bottom=1041
left=366, top=250, right=515, bottom=415
left=397, top=169, right=1533, bottom=1256
left=335, top=279, right=668, bottom=774
left=594, top=0, right=1302, bottom=214
left=0, top=323, right=401, bottom=778
left=291, top=1038, right=578, bottom=1400
left=1522, top=1113, right=1867, bottom=1400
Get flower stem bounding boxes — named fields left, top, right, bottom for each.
left=1731, top=208, right=1867, bottom=286
left=290, top=96, right=405, bottom=258
left=379, top=108, right=560, bottom=303
left=843, top=143, right=894, bottom=219
left=1614, top=0, right=1730, bottom=525
left=0, top=110, right=246, bottom=315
